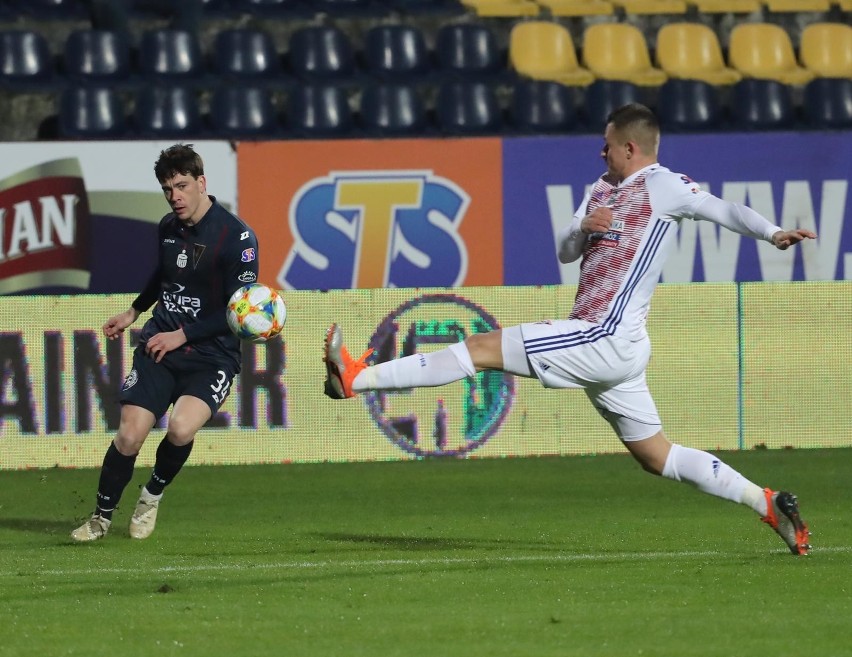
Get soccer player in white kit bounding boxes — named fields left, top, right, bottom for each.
left=323, top=103, right=816, bottom=555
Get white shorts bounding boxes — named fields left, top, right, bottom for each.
left=501, top=320, right=661, bottom=441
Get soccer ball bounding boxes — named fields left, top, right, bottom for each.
left=226, top=283, right=287, bottom=342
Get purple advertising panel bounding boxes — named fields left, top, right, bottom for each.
left=503, top=132, right=852, bottom=284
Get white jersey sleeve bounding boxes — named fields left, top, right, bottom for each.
left=557, top=190, right=591, bottom=264
left=646, top=168, right=782, bottom=242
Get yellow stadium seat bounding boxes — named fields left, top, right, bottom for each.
left=762, top=0, right=830, bottom=10
left=800, top=22, right=852, bottom=78
left=728, top=23, right=815, bottom=85
left=536, top=0, right=615, bottom=16
left=686, top=0, right=761, bottom=12
left=656, top=23, right=742, bottom=85
left=461, top=0, right=541, bottom=16
left=509, top=21, right=596, bottom=86
left=611, top=0, right=688, bottom=13
left=582, top=23, right=667, bottom=86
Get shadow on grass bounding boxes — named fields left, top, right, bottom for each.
left=316, top=531, right=552, bottom=551
left=0, top=518, right=73, bottom=535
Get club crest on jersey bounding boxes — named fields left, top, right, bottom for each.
left=122, top=369, right=138, bottom=390
left=177, top=249, right=188, bottom=268
left=238, top=270, right=257, bottom=282
left=193, top=244, right=205, bottom=268
left=241, top=248, right=256, bottom=262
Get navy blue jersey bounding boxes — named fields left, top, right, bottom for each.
left=132, top=197, right=259, bottom=371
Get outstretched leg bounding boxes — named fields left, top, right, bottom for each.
left=323, top=324, right=509, bottom=399
left=625, top=429, right=810, bottom=555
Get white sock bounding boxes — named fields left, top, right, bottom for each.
left=662, top=444, right=767, bottom=516
left=353, top=342, right=476, bottom=392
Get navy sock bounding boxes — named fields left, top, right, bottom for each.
left=145, top=437, right=194, bottom=496
left=95, top=442, right=137, bottom=520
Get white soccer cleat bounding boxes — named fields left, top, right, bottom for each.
left=70, top=514, right=111, bottom=542
left=129, top=488, right=163, bottom=540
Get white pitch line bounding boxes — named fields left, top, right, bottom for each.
left=8, top=546, right=852, bottom=579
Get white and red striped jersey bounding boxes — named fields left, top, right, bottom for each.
left=564, top=164, right=782, bottom=341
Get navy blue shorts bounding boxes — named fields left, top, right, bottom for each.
left=119, top=345, right=237, bottom=420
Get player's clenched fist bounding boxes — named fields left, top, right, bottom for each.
left=581, top=206, right=613, bottom=235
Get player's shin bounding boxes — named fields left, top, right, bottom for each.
left=355, top=342, right=476, bottom=392
left=662, top=443, right=766, bottom=514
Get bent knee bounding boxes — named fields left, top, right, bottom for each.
left=464, top=331, right=503, bottom=371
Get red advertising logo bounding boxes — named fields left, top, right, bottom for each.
left=0, top=159, right=91, bottom=294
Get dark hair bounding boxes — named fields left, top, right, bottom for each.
left=606, top=103, right=660, bottom=154
left=154, top=143, right=204, bottom=183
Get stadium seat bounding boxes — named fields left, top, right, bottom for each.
left=63, top=29, right=131, bottom=83
left=359, top=82, right=428, bottom=136
left=212, top=28, right=281, bottom=80
left=510, top=78, right=577, bottom=133
left=434, top=23, right=504, bottom=80
left=363, top=25, right=430, bottom=80
left=135, top=85, right=203, bottom=137
left=509, top=21, right=595, bottom=87
left=802, top=78, right=852, bottom=129
left=730, top=78, right=795, bottom=130
left=436, top=80, right=502, bottom=135
left=285, top=84, right=355, bottom=137
left=209, top=85, right=278, bottom=137
left=11, top=0, right=86, bottom=19
left=611, top=0, right=687, bottom=14
left=314, top=0, right=384, bottom=14
left=656, top=79, right=723, bottom=132
left=58, top=85, right=127, bottom=138
left=287, top=25, right=357, bottom=82
left=582, top=23, right=667, bottom=87
left=762, top=0, right=830, bottom=10
left=138, top=29, right=205, bottom=80
left=728, top=23, right=814, bottom=85
left=384, top=0, right=466, bottom=13
left=461, top=0, right=541, bottom=16
left=799, top=23, right=852, bottom=79
left=685, top=0, right=760, bottom=10
left=582, top=79, right=641, bottom=131
left=655, top=23, right=741, bottom=85
left=534, top=0, right=614, bottom=16
left=229, top=0, right=307, bottom=14
left=0, top=29, right=55, bottom=88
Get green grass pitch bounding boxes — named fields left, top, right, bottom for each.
left=1, top=448, right=850, bottom=657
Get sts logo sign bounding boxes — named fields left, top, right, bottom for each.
left=279, top=171, right=470, bottom=290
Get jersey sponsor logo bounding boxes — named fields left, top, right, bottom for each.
left=163, top=238, right=175, bottom=244
left=591, top=230, right=622, bottom=248
left=161, top=282, right=201, bottom=316
left=610, top=219, right=625, bottom=232
left=680, top=175, right=701, bottom=194
left=363, top=293, right=513, bottom=457
left=241, top=247, right=256, bottom=262
left=240, top=231, right=250, bottom=240
left=280, top=171, right=469, bottom=290
left=238, top=270, right=257, bottom=282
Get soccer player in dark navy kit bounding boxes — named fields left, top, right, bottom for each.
left=72, top=144, right=259, bottom=542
